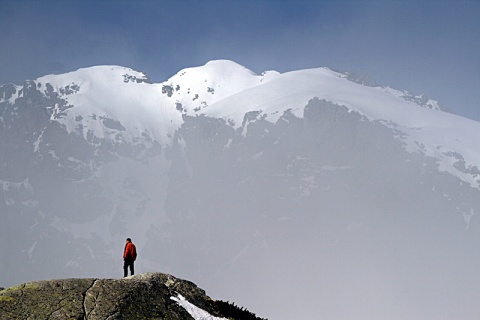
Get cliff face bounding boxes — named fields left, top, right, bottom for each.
left=0, top=272, right=264, bottom=319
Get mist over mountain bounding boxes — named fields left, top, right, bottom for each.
left=1, top=60, right=479, bottom=320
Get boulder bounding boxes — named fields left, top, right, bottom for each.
left=0, top=272, right=264, bottom=319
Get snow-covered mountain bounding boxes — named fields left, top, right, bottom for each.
left=1, top=60, right=479, bottom=320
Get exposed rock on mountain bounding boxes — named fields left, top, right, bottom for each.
left=0, top=272, right=265, bottom=320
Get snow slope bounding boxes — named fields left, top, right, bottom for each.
left=171, top=294, right=227, bottom=320
left=202, top=66, right=480, bottom=189
left=32, top=66, right=178, bottom=145
left=22, top=60, right=479, bottom=191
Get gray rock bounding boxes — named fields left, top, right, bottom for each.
left=0, top=272, right=242, bottom=319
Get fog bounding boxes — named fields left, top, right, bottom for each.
left=1, top=84, right=479, bottom=320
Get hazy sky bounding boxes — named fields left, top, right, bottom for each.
left=1, top=0, right=479, bottom=120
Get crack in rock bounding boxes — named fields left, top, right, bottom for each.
left=82, top=279, right=99, bottom=320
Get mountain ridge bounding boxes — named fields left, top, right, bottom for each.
left=2, top=60, right=478, bottom=189
left=1, top=60, right=479, bottom=319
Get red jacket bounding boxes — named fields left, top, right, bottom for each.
left=123, top=242, right=137, bottom=261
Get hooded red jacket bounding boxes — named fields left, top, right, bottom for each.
left=123, top=242, right=137, bottom=261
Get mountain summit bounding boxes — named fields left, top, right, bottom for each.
left=1, top=60, right=479, bottom=319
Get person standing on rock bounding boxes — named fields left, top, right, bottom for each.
left=123, top=238, right=137, bottom=277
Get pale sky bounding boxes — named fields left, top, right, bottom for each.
left=1, top=0, right=479, bottom=120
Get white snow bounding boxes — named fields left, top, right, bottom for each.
left=160, top=60, right=280, bottom=119
left=25, top=60, right=480, bottom=190
left=170, top=293, right=227, bottom=320
left=202, top=65, right=480, bottom=190
left=35, top=66, right=180, bottom=145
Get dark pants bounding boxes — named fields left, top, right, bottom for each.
left=123, top=259, right=134, bottom=277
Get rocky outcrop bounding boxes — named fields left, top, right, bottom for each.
left=0, top=272, right=265, bottom=319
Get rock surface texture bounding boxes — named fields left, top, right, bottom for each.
left=0, top=272, right=263, bottom=319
